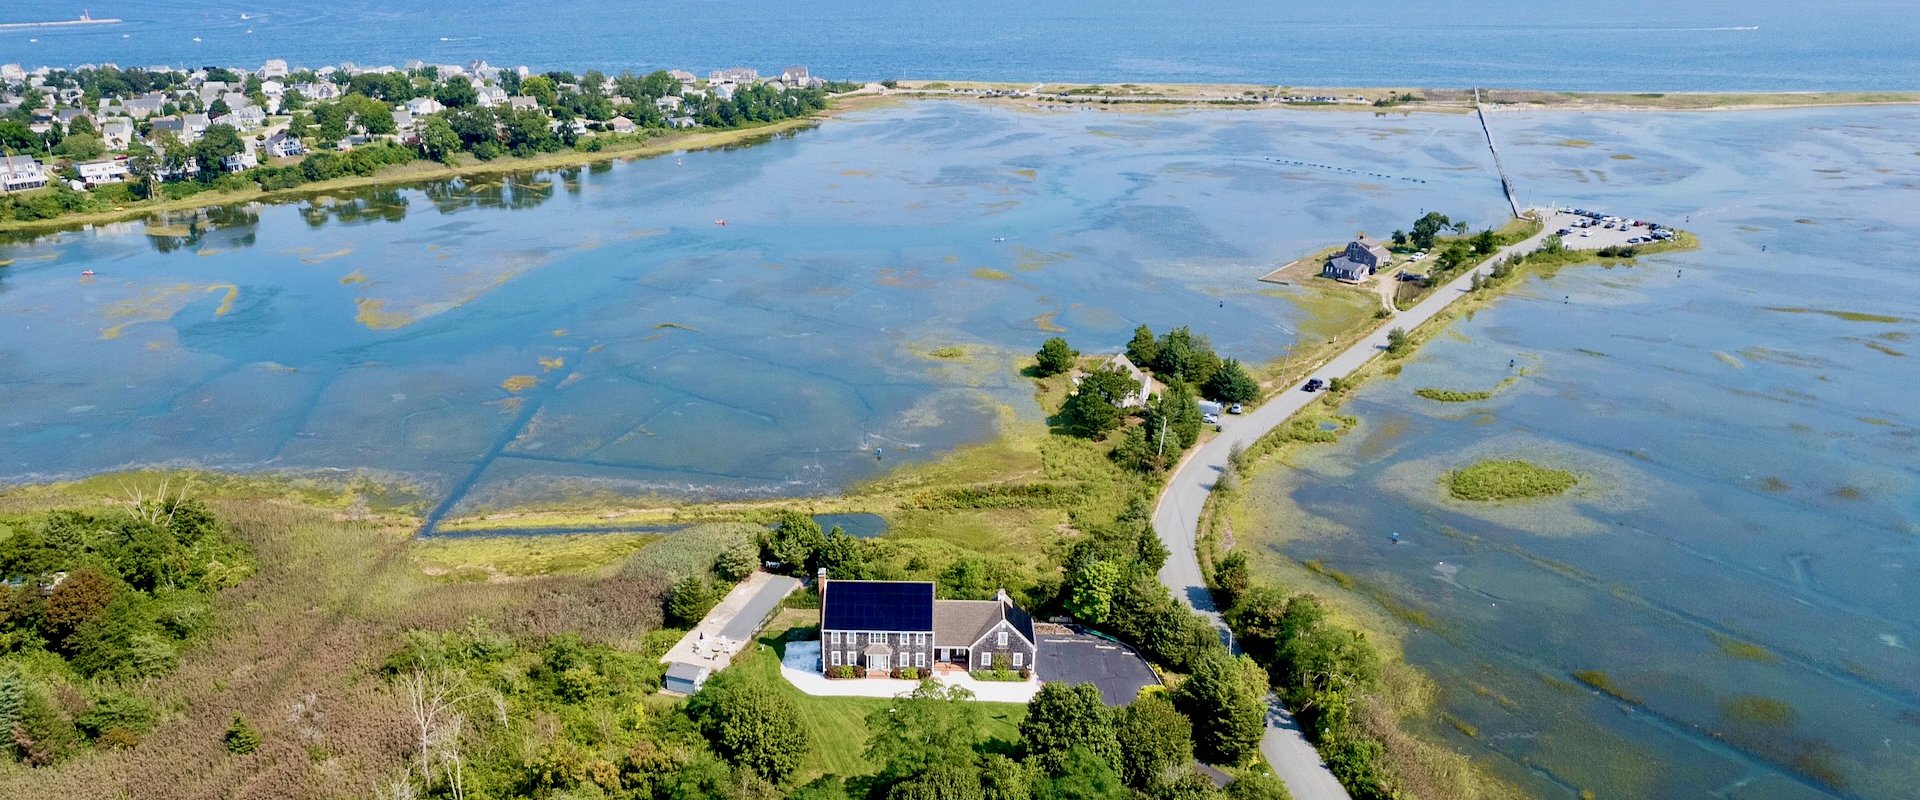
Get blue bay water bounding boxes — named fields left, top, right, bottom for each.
left=0, top=102, right=1510, bottom=513
left=1247, top=107, right=1920, bottom=798
left=3, top=0, right=1919, bottom=91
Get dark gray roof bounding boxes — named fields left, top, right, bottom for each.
left=1326, top=255, right=1370, bottom=276
left=933, top=597, right=1035, bottom=648
left=664, top=662, right=709, bottom=680
left=822, top=580, right=933, bottom=632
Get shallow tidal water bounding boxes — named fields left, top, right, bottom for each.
left=1246, top=107, right=1920, bottom=798
left=0, top=101, right=1508, bottom=516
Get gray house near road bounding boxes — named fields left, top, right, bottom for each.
left=1323, top=237, right=1393, bottom=281
left=818, top=576, right=1037, bottom=674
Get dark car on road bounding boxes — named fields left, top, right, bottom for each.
left=1303, top=378, right=1326, bottom=392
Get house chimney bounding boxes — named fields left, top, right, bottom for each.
left=817, top=568, right=829, bottom=630
left=996, top=586, right=1008, bottom=604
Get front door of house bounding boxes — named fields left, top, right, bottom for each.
left=869, top=654, right=889, bottom=672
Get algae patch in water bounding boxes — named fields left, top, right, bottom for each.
left=971, top=268, right=1013, bottom=281
left=1610, top=153, right=1637, bottom=160
left=1764, top=306, right=1907, bottom=324
left=1556, top=138, right=1595, bottom=148
left=928, top=346, right=967, bottom=359
left=1447, top=460, right=1578, bottom=501
left=538, top=356, right=565, bottom=372
left=1712, top=632, right=1779, bottom=663
left=1722, top=695, right=1797, bottom=727
left=1032, top=311, right=1065, bottom=333
left=339, top=270, right=367, bottom=285
left=353, top=298, right=415, bottom=330
left=500, top=375, right=538, bottom=393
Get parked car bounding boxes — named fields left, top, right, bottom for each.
left=1229, top=403, right=1244, bottom=414
left=1303, top=378, right=1326, bottom=392
left=1202, top=413, right=1220, bottom=424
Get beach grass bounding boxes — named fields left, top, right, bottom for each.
left=410, top=531, right=663, bottom=579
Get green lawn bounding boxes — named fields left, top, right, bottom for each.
left=732, top=613, right=1028, bottom=780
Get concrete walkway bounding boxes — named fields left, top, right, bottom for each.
left=661, top=572, right=802, bottom=672
left=1153, top=211, right=1571, bottom=800
left=779, top=640, right=1041, bottom=703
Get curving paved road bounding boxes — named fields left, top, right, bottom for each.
left=1153, top=213, right=1569, bottom=800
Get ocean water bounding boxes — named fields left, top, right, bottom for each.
left=1245, top=106, right=1920, bottom=798
left=4, top=0, right=1920, bottom=92
left=0, top=102, right=1509, bottom=517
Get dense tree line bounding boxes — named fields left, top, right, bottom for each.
left=0, top=498, right=251, bottom=765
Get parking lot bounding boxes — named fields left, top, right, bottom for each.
left=1551, top=208, right=1675, bottom=250
left=1033, top=629, right=1161, bottom=706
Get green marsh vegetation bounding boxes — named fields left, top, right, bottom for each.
left=1446, top=460, right=1579, bottom=501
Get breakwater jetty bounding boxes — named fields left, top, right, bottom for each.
left=1473, top=87, right=1524, bottom=219
left=0, top=14, right=122, bottom=31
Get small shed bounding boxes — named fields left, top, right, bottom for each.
left=662, top=662, right=711, bottom=695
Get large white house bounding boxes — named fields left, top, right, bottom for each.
left=76, top=159, right=129, bottom=186
left=0, top=155, right=48, bottom=193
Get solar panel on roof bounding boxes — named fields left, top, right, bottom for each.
left=822, top=580, right=934, bottom=631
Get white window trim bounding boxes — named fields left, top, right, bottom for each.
left=1012, top=652, right=1023, bottom=667
left=915, top=652, right=926, bottom=668
left=997, top=629, right=1008, bottom=647
left=830, top=630, right=840, bottom=645
left=831, top=651, right=841, bottom=667
left=979, top=651, right=990, bottom=667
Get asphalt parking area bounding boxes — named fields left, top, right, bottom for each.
left=1034, top=631, right=1161, bottom=706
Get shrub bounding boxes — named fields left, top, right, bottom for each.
left=970, top=669, right=1024, bottom=682
left=891, top=667, right=922, bottom=680
left=826, top=664, right=863, bottom=679
left=1034, top=337, right=1078, bottom=376
left=223, top=713, right=260, bottom=755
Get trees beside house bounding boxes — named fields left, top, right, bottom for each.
left=1033, top=337, right=1076, bottom=376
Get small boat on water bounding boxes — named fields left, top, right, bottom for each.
left=80, top=269, right=95, bottom=277
left=713, top=219, right=727, bottom=226
left=992, top=236, right=1006, bottom=242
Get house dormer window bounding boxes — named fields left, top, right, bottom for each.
left=996, top=630, right=1008, bottom=647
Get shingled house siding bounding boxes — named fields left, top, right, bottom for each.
left=823, top=629, right=934, bottom=672
left=967, top=619, right=1037, bottom=670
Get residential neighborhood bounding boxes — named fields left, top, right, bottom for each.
left=0, top=57, right=853, bottom=220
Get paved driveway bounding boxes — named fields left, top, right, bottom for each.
left=1033, top=631, right=1160, bottom=706
left=661, top=572, right=801, bottom=670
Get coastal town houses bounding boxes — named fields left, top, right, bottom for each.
left=608, top=116, right=637, bottom=134
left=266, top=131, right=307, bottom=158
left=475, top=85, right=510, bottom=108
left=99, top=118, right=134, bottom=150
left=123, top=94, right=166, bottom=119
left=218, top=106, right=267, bottom=131
left=708, top=67, right=759, bottom=85
left=1323, top=237, right=1394, bottom=281
left=817, top=576, right=1038, bottom=675
left=404, top=96, right=444, bottom=116
left=223, top=149, right=260, bottom=173
left=0, top=155, right=48, bottom=193
left=75, top=159, right=129, bottom=187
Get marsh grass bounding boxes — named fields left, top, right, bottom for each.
left=1572, top=670, right=1640, bottom=705
left=1446, top=460, right=1578, bottom=501
left=1415, top=388, right=1493, bottom=402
